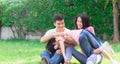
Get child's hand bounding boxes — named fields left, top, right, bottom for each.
left=54, top=45, right=59, bottom=49
left=56, top=49, right=62, bottom=55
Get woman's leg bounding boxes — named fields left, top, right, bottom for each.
left=79, top=30, right=102, bottom=57
left=79, top=30, right=118, bottom=64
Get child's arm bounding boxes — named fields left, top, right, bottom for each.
left=59, top=40, right=67, bottom=58
left=56, top=37, right=69, bottom=63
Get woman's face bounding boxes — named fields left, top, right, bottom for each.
left=76, top=17, right=83, bottom=29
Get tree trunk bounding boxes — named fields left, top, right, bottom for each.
left=112, top=0, right=119, bottom=41
left=0, top=20, right=2, bottom=39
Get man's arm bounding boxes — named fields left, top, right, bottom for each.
left=41, top=32, right=65, bottom=43
left=40, top=34, right=54, bottom=43
left=40, top=29, right=56, bottom=43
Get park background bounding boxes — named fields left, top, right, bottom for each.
left=0, top=0, right=120, bottom=64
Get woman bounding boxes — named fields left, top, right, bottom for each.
left=74, top=13, right=95, bottom=34
left=65, top=13, right=117, bottom=64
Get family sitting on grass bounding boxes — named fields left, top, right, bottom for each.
left=40, top=13, right=118, bottom=64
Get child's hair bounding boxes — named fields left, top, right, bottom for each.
left=53, top=13, right=64, bottom=22
left=46, top=38, right=56, bottom=54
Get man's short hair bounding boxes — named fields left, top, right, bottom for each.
left=53, top=13, right=64, bottom=22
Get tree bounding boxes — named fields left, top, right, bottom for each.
left=112, top=0, right=119, bottom=41
left=0, top=1, right=3, bottom=38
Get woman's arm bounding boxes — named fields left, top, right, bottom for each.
left=64, top=34, right=77, bottom=46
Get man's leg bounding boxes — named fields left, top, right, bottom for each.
left=50, top=53, right=64, bottom=64
left=66, top=46, right=87, bottom=64
left=40, top=50, right=64, bottom=64
left=40, top=50, right=51, bottom=64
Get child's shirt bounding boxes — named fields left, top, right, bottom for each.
left=67, top=29, right=83, bottom=45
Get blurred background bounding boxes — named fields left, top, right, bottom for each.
left=0, top=0, right=120, bottom=41
left=0, top=0, right=120, bottom=64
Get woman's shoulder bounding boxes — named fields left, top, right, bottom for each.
left=87, top=26, right=94, bottom=29
left=86, top=26, right=95, bottom=34
left=86, top=26, right=94, bottom=30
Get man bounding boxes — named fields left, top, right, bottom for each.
left=40, top=13, right=70, bottom=64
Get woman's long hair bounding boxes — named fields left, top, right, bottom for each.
left=74, top=13, right=90, bottom=29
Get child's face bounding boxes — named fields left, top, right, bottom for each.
left=53, top=41, right=59, bottom=50
left=53, top=41, right=59, bottom=45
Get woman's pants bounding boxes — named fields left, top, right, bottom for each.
left=79, top=30, right=102, bottom=57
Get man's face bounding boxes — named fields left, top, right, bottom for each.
left=54, top=19, right=65, bottom=31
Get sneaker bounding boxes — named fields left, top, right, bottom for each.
left=41, top=58, right=48, bottom=64
left=111, top=59, right=118, bottom=64
left=102, top=41, right=114, bottom=55
left=87, top=54, right=102, bottom=64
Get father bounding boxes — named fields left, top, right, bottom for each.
left=40, top=13, right=70, bottom=64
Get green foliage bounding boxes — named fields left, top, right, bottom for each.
left=0, top=0, right=119, bottom=39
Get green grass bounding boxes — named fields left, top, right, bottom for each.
left=0, top=39, right=120, bottom=64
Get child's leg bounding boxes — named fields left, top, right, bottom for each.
left=99, top=41, right=114, bottom=54
left=59, top=40, right=69, bottom=64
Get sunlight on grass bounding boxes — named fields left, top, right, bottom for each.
left=0, top=40, right=120, bottom=64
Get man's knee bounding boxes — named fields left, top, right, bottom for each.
left=40, top=50, right=50, bottom=57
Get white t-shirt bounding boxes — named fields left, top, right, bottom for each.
left=44, top=28, right=70, bottom=37
left=43, top=28, right=76, bottom=47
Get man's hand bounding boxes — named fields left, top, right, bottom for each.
left=53, top=32, right=65, bottom=37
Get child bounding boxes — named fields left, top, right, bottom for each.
left=41, top=38, right=64, bottom=64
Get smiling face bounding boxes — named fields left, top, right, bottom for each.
left=76, top=17, right=83, bottom=29
left=75, top=13, right=90, bottom=29
left=54, top=19, right=65, bottom=32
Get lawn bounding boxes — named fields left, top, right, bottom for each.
left=0, top=39, right=120, bottom=64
